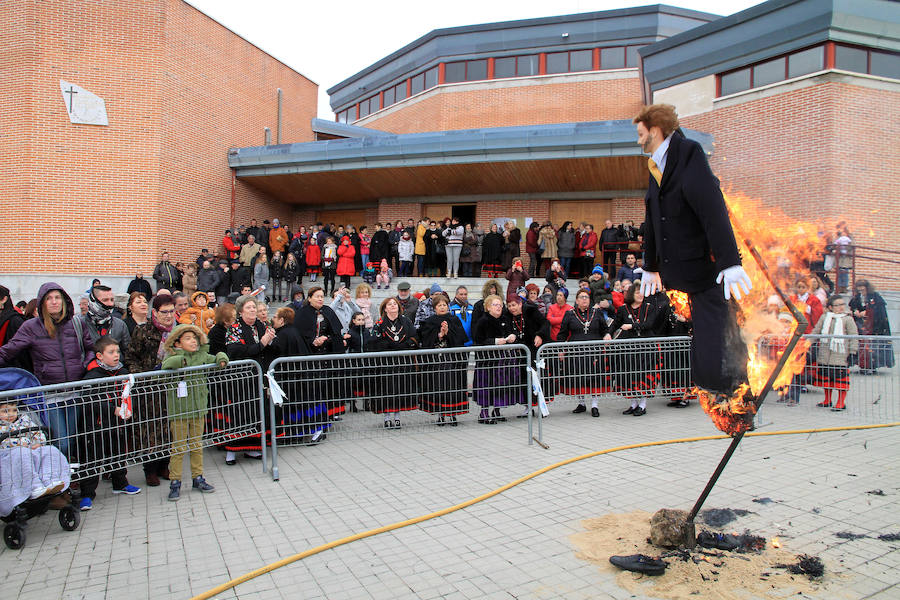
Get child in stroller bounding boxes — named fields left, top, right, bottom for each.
left=0, top=368, right=79, bottom=549
left=362, top=262, right=377, bottom=285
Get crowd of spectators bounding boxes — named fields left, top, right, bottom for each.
left=0, top=214, right=893, bottom=513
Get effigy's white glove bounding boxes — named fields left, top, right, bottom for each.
left=639, top=271, right=662, bottom=297
left=717, top=265, right=752, bottom=300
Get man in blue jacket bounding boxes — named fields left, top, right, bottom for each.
left=449, top=286, right=474, bottom=346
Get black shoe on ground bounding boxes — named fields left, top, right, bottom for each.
left=622, top=406, right=635, bottom=415
left=632, top=407, right=646, bottom=416
left=608, top=554, right=667, bottom=576
left=572, top=404, right=586, bottom=414
left=478, top=417, right=496, bottom=425
left=491, top=408, right=506, bottom=422
left=449, top=416, right=458, bottom=426
left=591, top=407, right=599, bottom=417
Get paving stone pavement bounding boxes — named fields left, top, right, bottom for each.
left=1, top=396, right=898, bottom=600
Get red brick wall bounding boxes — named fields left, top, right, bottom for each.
left=360, top=76, right=643, bottom=134
left=378, top=202, right=422, bottom=226
left=0, top=0, right=316, bottom=276
left=682, top=81, right=899, bottom=286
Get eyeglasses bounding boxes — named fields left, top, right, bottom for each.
left=831, top=303, right=845, bottom=307
left=157, top=309, right=175, bottom=315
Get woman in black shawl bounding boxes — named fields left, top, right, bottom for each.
left=367, top=297, right=418, bottom=428
left=293, top=286, right=345, bottom=441
left=557, top=289, right=611, bottom=417
left=609, top=285, right=667, bottom=417
left=481, top=223, right=504, bottom=278
left=223, top=294, right=275, bottom=464
left=849, top=279, right=894, bottom=373
left=506, top=294, right=550, bottom=417
left=265, top=306, right=311, bottom=443
left=418, top=296, right=468, bottom=425
left=472, top=294, right=524, bottom=424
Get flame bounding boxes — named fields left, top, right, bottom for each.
left=666, top=290, right=692, bottom=320
left=772, top=537, right=782, bottom=549
left=692, top=192, right=827, bottom=434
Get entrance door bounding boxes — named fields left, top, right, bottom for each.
left=422, top=203, right=476, bottom=226
left=550, top=199, right=611, bottom=270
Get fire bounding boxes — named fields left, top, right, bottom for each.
left=772, top=537, right=782, bottom=549
left=666, top=290, right=691, bottom=320
left=692, top=192, right=828, bottom=434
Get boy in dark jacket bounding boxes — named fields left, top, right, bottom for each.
left=161, top=324, right=228, bottom=501
left=78, top=336, right=141, bottom=510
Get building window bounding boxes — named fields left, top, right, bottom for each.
left=358, top=99, right=370, bottom=119
left=752, top=58, right=785, bottom=87
left=546, top=51, right=568, bottom=74
left=517, top=54, right=539, bottom=76
left=870, top=50, right=899, bottom=79
left=337, top=110, right=348, bottom=124
left=787, top=46, right=823, bottom=78
left=570, top=49, right=593, bottom=72
left=626, top=45, right=644, bottom=67
left=411, top=72, right=425, bottom=95
left=383, top=86, right=395, bottom=108
left=445, top=61, right=466, bottom=83
left=466, top=59, right=488, bottom=81
left=424, top=66, right=438, bottom=89
left=494, top=56, right=516, bottom=78
left=600, top=46, right=625, bottom=69
left=720, top=68, right=751, bottom=95
left=346, top=105, right=357, bottom=122
left=834, top=45, right=868, bottom=74
left=394, top=81, right=407, bottom=102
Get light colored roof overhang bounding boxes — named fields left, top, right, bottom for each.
left=228, top=120, right=713, bottom=204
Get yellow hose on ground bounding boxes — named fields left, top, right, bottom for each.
left=192, top=422, right=899, bottom=600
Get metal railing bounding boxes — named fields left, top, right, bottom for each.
left=0, top=359, right=267, bottom=500
left=266, top=344, right=533, bottom=481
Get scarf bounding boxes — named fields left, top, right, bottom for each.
left=819, top=311, right=845, bottom=353
left=87, top=289, right=113, bottom=330
left=151, top=311, right=174, bottom=363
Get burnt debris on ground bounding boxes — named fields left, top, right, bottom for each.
left=699, top=507, right=754, bottom=528
left=774, top=554, right=825, bottom=579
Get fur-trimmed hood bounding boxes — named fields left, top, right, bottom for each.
left=163, top=323, right=208, bottom=353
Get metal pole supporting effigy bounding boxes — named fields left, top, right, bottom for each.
left=682, top=240, right=809, bottom=548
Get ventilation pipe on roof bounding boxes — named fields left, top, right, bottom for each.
left=264, top=127, right=271, bottom=146
left=277, top=88, right=283, bottom=145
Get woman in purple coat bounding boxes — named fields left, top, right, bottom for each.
left=0, top=282, right=94, bottom=456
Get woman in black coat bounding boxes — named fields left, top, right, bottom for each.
left=423, top=222, right=445, bottom=277
left=367, top=297, right=418, bottom=428
left=481, top=223, right=504, bottom=278
left=610, top=285, right=667, bottom=417
left=418, top=296, right=468, bottom=425
left=557, top=289, right=611, bottom=417
left=369, top=224, right=391, bottom=264
left=849, top=279, right=894, bottom=372
left=506, top=294, right=550, bottom=417
left=293, top=286, right=346, bottom=440
left=223, top=295, right=276, bottom=464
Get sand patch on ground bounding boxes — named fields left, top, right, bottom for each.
left=571, top=510, right=849, bottom=600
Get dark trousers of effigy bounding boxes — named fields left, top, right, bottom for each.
left=689, top=286, right=748, bottom=394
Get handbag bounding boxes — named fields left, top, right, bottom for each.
left=461, top=245, right=471, bottom=257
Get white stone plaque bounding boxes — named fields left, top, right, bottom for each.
left=59, top=80, right=109, bottom=126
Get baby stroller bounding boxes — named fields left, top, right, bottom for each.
left=0, top=368, right=80, bottom=549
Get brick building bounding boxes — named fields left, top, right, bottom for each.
left=1, top=0, right=317, bottom=297
left=3, top=0, right=898, bottom=298
left=231, top=0, right=898, bottom=286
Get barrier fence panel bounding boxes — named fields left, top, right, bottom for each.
left=757, top=334, right=898, bottom=423
left=535, top=336, right=693, bottom=417
left=267, top=344, right=532, bottom=481
left=0, top=359, right=267, bottom=512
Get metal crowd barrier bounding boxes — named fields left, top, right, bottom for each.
left=267, top=344, right=533, bottom=481
left=0, top=359, right=267, bottom=508
left=535, top=336, right=693, bottom=412
left=759, top=334, right=899, bottom=423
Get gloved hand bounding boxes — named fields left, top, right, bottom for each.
left=639, top=271, right=662, bottom=297
left=716, top=265, right=752, bottom=300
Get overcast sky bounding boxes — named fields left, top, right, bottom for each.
left=185, top=0, right=762, bottom=119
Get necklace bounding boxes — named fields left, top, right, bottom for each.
left=574, top=307, right=595, bottom=334
left=385, top=317, right=403, bottom=342
left=511, top=315, right=525, bottom=339
left=626, top=303, right=648, bottom=326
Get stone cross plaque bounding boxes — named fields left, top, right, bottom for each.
left=59, top=80, right=109, bottom=126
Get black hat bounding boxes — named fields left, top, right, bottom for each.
left=263, top=219, right=270, bottom=224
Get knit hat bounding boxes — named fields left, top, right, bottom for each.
left=592, top=265, right=604, bottom=276
left=516, top=286, right=528, bottom=298
left=152, top=293, right=174, bottom=310
left=429, top=283, right=442, bottom=295
left=558, top=287, right=569, bottom=299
